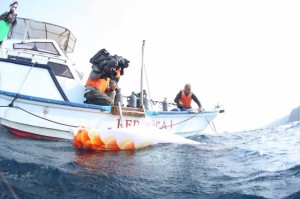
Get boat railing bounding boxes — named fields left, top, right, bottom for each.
left=12, top=17, right=77, bottom=53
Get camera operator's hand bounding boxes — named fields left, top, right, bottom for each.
left=198, top=106, right=202, bottom=112
left=179, top=101, right=183, bottom=107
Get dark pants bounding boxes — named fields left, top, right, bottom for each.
left=84, top=88, right=112, bottom=106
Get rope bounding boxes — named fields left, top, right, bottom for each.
left=159, top=111, right=218, bottom=134
left=205, top=117, right=218, bottom=133
left=0, top=61, right=77, bottom=128
left=211, top=121, right=217, bottom=133
left=143, top=63, right=154, bottom=109
left=0, top=61, right=67, bottom=199
left=160, top=111, right=202, bottom=129
left=0, top=105, right=76, bottom=128
left=8, top=62, right=36, bottom=107
left=0, top=167, right=20, bottom=199
left=16, top=62, right=36, bottom=94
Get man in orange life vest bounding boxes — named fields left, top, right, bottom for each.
left=174, top=83, right=202, bottom=112
left=84, top=68, right=122, bottom=106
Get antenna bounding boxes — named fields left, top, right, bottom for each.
left=140, top=40, right=145, bottom=108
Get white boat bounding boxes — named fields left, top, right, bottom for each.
left=0, top=17, right=223, bottom=140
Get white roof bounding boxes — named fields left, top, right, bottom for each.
left=11, top=17, right=77, bottom=53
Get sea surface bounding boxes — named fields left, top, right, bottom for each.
left=0, top=122, right=300, bottom=199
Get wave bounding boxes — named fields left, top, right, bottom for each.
left=1, top=121, right=300, bottom=199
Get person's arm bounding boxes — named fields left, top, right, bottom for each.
left=0, top=12, right=8, bottom=20
left=7, top=18, right=17, bottom=39
left=174, top=91, right=182, bottom=107
left=192, top=93, right=202, bottom=109
left=11, top=18, right=17, bottom=27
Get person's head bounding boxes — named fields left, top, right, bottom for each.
left=10, top=1, right=18, bottom=12
left=109, top=80, right=118, bottom=90
left=184, top=83, right=192, bottom=94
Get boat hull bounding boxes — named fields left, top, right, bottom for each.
left=0, top=91, right=220, bottom=140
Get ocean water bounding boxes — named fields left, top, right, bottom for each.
left=0, top=123, right=300, bottom=199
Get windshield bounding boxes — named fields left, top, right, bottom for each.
left=13, top=42, right=60, bottom=56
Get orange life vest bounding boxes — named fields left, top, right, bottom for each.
left=85, top=73, right=110, bottom=93
left=180, top=90, right=192, bottom=108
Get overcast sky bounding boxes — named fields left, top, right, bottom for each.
left=2, top=0, right=300, bottom=132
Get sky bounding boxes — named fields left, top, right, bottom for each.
left=1, top=0, right=300, bottom=132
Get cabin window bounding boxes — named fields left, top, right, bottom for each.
left=47, top=62, right=74, bottom=79
left=13, top=42, right=60, bottom=56
left=8, top=55, right=32, bottom=63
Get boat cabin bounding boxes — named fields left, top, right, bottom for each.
left=0, top=17, right=85, bottom=103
